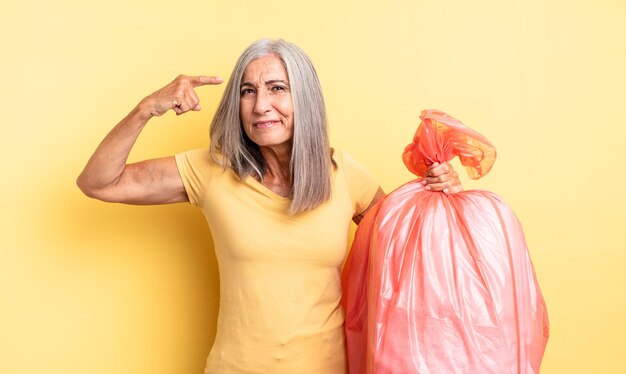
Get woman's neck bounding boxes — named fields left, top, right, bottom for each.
left=258, top=145, right=292, bottom=197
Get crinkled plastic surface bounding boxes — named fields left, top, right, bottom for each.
left=342, top=109, right=549, bottom=373
left=402, top=109, right=497, bottom=180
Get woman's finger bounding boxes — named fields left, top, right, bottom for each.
left=177, top=99, right=191, bottom=113
left=422, top=161, right=462, bottom=193
left=187, top=89, right=201, bottom=111
left=172, top=95, right=191, bottom=114
left=421, top=169, right=457, bottom=185
left=444, top=185, right=464, bottom=195
left=144, top=74, right=220, bottom=117
left=188, top=75, right=224, bottom=87
left=423, top=182, right=446, bottom=191
left=427, top=162, right=450, bottom=177
left=172, top=105, right=185, bottom=115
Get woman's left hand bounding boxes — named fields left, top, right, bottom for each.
left=421, top=162, right=463, bottom=194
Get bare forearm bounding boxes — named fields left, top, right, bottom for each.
left=77, top=102, right=152, bottom=195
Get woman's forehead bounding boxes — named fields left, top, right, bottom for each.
left=241, top=55, right=288, bottom=84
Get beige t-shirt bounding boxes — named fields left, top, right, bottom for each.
left=175, top=149, right=379, bottom=373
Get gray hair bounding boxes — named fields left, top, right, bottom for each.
left=209, top=39, right=333, bottom=215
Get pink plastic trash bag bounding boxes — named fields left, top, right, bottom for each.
left=341, top=109, right=549, bottom=374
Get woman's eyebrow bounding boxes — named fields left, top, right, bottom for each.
left=265, top=79, right=289, bottom=85
left=240, top=80, right=289, bottom=87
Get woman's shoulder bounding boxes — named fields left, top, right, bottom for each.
left=177, top=148, right=223, bottom=166
left=177, top=147, right=210, bottom=159
left=331, top=148, right=364, bottom=171
left=175, top=147, right=228, bottom=176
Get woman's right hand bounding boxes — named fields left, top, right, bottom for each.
left=140, top=74, right=224, bottom=118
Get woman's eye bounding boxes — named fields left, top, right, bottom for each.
left=240, top=88, right=255, bottom=96
left=272, top=85, right=286, bottom=92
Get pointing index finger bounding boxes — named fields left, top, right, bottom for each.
left=189, top=75, right=224, bottom=87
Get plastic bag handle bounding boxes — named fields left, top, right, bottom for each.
left=402, top=109, right=497, bottom=180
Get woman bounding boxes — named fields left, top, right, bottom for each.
left=77, top=39, right=461, bottom=373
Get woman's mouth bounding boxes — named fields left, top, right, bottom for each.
left=253, top=120, right=279, bottom=129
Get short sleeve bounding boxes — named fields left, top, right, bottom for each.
left=339, top=150, right=380, bottom=216
left=174, top=148, right=214, bottom=208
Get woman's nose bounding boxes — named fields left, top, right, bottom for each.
left=253, top=90, right=271, bottom=114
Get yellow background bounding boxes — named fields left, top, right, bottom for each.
left=1, top=0, right=625, bottom=373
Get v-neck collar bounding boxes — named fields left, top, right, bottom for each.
left=244, top=175, right=291, bottom=201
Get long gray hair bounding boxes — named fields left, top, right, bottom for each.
left=209, top=39, right=333, bottom=215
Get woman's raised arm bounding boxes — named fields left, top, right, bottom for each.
left=76, top=75, right=223, bottom=205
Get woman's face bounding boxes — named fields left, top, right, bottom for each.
left=239, top=54, right=294, bottom=152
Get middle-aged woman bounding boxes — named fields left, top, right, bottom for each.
left=77, top=39, right=462, bottom=373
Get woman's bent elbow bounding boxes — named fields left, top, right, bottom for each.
left=76, top=174, right=108, bottom=201
left=76, top=177, right=96, bottom=199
